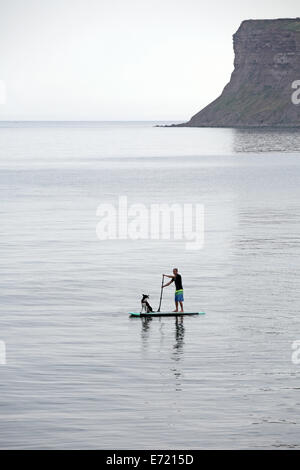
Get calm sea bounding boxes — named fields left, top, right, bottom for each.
left=1, top=121, right=300, bottom=449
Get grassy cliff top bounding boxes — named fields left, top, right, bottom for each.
left=238, top=18, right=300, bottom=33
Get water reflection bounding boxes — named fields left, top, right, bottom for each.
left=139, top=316, right=186, bottom=391
left=233, top=128, right=300, bottom=153
left=140, top=317, right=152, bottom=352
left=171, top=317, right=185, bottom=391
left=173, top=317, right=185, bottom=359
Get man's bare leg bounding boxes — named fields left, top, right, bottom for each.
left=179, top=301, right=184, bottom=313
left=173, top=301, right=178, bottom=312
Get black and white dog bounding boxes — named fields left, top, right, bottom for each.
left=141, top=294, right=153, bottom=313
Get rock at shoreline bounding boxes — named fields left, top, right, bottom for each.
left=177, top=18, right=300, bottom=128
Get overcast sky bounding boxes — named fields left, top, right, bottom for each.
left=0, top=0, right=299, bottom=121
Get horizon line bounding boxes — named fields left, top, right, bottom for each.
left=0, top=119, right=183, bottom=122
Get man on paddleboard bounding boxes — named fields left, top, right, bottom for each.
left=162, top=268, right=184, bottom=313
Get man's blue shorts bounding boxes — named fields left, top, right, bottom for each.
left=175, top=289, right=184, bottom=302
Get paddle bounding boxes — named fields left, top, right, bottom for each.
left=157, top=275, right=165, bottom=312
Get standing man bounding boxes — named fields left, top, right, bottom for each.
left=163, top=268, right=184, bottom=313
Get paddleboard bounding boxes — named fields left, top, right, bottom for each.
left=129, top=311, right=205, bottom=318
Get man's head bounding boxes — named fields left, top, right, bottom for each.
left=173, top=268, right=178, bottom=276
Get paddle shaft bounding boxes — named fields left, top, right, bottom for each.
left=157, top=275, right=164, bottom=312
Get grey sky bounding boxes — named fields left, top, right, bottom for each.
left=0, top=0, right=299, bottom=120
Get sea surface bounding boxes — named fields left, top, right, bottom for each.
left=1, top=121, right=300, bottom=449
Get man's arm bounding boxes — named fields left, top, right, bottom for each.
left=163, top=274, right=174, bottom=279
left=163, top=280, right=173, bottom=288
left=162, top=276, right=174, bottom=288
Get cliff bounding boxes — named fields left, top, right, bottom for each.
left=178, top=19, right=300, bottom=128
